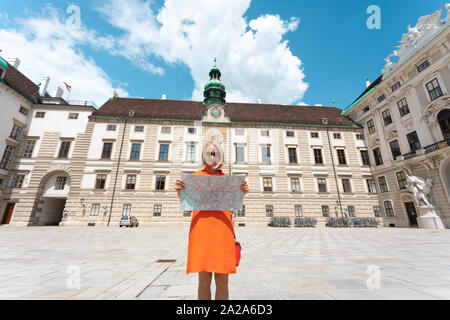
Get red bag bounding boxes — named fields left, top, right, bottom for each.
left=235, top=241, right=241, bottom=266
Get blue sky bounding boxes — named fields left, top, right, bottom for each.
left=0, top=0, right=446, bottom=108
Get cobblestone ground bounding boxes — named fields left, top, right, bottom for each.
left=0, top=225, right=449, bottom=300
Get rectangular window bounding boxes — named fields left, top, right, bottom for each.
left=318, top=178, right=327, bottom=193
left=23, top=140, right=36, bottom=158
left=261, top=146, right=271, bottom=164
left=291, top=177, right=300, bottom=192
left=310, top=132, right=319, bottom=138
left=19, top=106, right=29, bottom=115
left=35, top=111, right=45, bottom=118
left=130, top=143, right=141, bottom=160
left=126, top=174, right=136, bottom=190
left=91, top=203, right=100, bottom=216
left=235, top=128, right=245, bottom=136
left=0, top=179, right=4, bottom=189
left=188, top=127, right=196, bottom=134
left=295, top=205, right=303, bottom=217
left=263, top=177, right=273, bottom=192
left=389, top=140, right=402, bottom=160
left=161, top=127, right=171, bottom=133
left=322, top=205, right=330, bottom=217
left=55, top=176, right=67, bottom=190
left=286, top=131, right=295, bottom=137
left=366, top=178, right=377, bottom=194
left=384, top=201, right=394, bottom=217
left=367, top=119, right=376, bottom=135
left=426, top=78, right=443, bottom=101
left=373, top=147, right=383, bottom=166
left=238, top=205, right=245, bottom=217
left=314, top=149, right=323, bottom=164
left=377, top=94, right=386, bottom=103
left=407, top=131, right=421, bottom=152
left=187, top=144, right=195, bottom=161
left=261, top=130, right=269, bottom=137
left=10, top=124, right=23, bottom=141
left=12, top=174, right=25, bottom=188
left=0, top=146, right=15, bottom=170
left=374, top=206, right=382, bottom=217
left=378, top=176, right=388, bottom=193
left=58, top=141, right=71, bottom=158
left=236, top=145, right=244, bottom=163
left=288, top=147, right=298, bottom=164
left=356, top=134, right=364, bottom=140
left=396, top=171, right=407, bottom=190
left=337, top=149, right=347, bottom=165
left=348, top=205, right=356, bottom=217
left=154, top=204, right=162, bottom=216
left=360, top=150, right=370, bottom=166
left=106, top=124, right=117, bottom=131
left=183, top=211, right=192, bottom=217
left=123, top=204, right=132, bottom=216
left=397, top=98, right=410, bottom=117
left=134, top=126, right=144, bottom=132
left=159, top=144, right=169, bottom=161
left=391, top=81, right=401, bottom=92
left=101, top=142, right=113, bottom=159
left=333, top=133, right=342, bottom=139
left=95, top=174, right=106, bottom=190
left=156, top=175, right=166, bottom=190
left=342, top=178, right=352, bottom=193
left=266, top=205, right=273, bottom=217
left=417, top=60, right=430, bottom=73
left=382, top=109, right=393, bottom=126
left=68, top=113, right=79, bottom=119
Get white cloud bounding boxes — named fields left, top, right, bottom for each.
left=98, top=0, right=309, bottom=105
left=0, top=6, right=128, bottom=107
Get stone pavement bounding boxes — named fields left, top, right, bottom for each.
left=0, top=225, right=450, bottom=300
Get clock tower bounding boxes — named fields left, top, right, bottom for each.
left=203, top=58, right=226, bottom=107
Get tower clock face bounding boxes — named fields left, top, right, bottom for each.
left=210, top=107, right=222, bottom=118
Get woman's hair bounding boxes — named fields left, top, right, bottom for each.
left=201, top=141, right=224, bottom=170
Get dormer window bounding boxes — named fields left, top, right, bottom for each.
left=0, top=68, right=4, bottom=79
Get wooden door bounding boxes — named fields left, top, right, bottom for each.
left=1, top=203, right=15, bottom=224
left=405, top=202, right=418, bottom=227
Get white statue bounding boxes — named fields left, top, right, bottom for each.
left=406, top=175, right=433, bottom=208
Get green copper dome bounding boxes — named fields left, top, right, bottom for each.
left=0, top=57, right=8, bottom=70
left=203, top=58, right=226, bottom=106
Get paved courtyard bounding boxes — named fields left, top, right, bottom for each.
left=0, top=225, right=450, bottom=300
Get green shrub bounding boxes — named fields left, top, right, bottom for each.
left=268, top=216, right=291, bottom=227
left=294, top=217, right=317, bottom=227
left=326, top=217, right=352, bottom=227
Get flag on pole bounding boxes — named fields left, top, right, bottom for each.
left=63, top=82, right=72, bottom=92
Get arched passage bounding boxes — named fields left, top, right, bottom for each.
left=31, top=170, right=71, bottom=226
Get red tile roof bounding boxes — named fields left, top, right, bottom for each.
left=93, top=97, right=359, bottom=128
left=1, top=61, right=40, bottom=102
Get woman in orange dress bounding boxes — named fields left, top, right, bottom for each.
left=174, top=141, right=249, bottom=300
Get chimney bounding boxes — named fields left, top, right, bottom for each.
left=257, top=98, right=262, bottom=104
left=109, top=89, right=118, bottom=99
left=366, top=79, right=371, bottom=88
left=53, top=86, right=64, bottom=98
left=161, top=94, right=167, bottom=100
left=40, top=76, right=50, bottom=97
left=6, top=58, right=20, bottom=69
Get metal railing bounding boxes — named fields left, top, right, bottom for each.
left=403, top=151, right=417, bottom=160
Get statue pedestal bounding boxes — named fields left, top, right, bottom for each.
left=417, top=206, right=446, bottom=230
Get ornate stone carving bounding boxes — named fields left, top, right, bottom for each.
left=406, top=175, right=433, bottom=208
left=382, top=4, right=448, bottom=76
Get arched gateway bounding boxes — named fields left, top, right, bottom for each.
left=31, top=170, right=71, bottom=226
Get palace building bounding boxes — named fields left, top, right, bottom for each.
left=342, top=5, right=450, bottom=228
left=0, top=4, right=448, bottom=228
left=0, top=59, right=381, bottom=227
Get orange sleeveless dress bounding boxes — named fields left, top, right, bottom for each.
left=186, top=167, right=236, bottom=274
